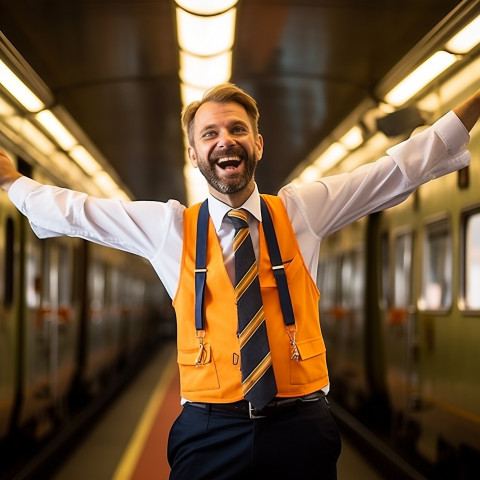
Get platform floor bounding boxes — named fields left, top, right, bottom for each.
left=50, top=343, right=385, bottom=480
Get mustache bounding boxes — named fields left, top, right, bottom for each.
left=210, top=146, right=245, bottom=162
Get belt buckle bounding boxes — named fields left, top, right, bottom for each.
left=248, top=403, right=267, bottom=419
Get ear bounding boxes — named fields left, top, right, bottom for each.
left=255, top=134, right=264, bottom=161
left=188, top=146, right=198, bottom=167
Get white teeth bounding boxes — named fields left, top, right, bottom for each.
left=218, top=156, right=240, bottom=164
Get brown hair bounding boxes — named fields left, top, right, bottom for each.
left=181, top=83, right=260, bottom=145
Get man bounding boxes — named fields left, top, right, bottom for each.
left=1, top=84, right=480, bottom=479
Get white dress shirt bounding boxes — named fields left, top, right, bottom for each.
left=8, top=111, right=470, bottom=300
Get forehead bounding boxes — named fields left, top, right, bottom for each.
left=194, top=101, right=250, bottom=132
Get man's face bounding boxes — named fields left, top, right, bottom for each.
left=188, top=101, right=263, bottom=202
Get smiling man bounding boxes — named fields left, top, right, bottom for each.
left=1, top=83, right=480, bottom=480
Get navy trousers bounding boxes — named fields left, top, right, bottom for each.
left=167, top=396, right=342, bottom=479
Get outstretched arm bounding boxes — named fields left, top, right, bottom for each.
left=0, top=148, right=22, bottom=192
left=453, top=89, right=480, bottom=132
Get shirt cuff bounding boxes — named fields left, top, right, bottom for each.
left=433, top=110, right=470, bottom=154
left=8, top=176, right=41, bottom=213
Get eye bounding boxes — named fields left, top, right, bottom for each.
left=202, top=130, right=216, bottom=138
left=232, top=125, right=247, bottom=134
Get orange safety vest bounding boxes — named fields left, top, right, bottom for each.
left=172, top=194, right=329, bottom=403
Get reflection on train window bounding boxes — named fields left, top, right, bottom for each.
left=381, top=232, right=390, bottom=308
left=340, top=250, right=364, bottom=309
left=318, top=257, right=340, bottom=313
left=420, top=220, right=452, bottom=311
left=4, top=217, right=15, bottom=308
left=464, top=212, right=480, bottom=309
left=58, top=244, right=72, bottom=307
left=393, top=233, right=413, bottom=308
left=26, top=238, right=41, bottom=308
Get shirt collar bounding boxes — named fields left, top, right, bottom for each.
left=207, top=183, right=262, bottom=233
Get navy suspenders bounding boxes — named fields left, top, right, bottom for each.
left=194, top=197, right=296, bottom=332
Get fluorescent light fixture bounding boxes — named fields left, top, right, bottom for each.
left=314, top=142, right=347, bottom=172
left=385, top=51, right=458, bottom=107
left=21, top=119, right=56, bottom=154
left=184, top=162, right=209, bottom=205
left=298, top=165, right=320, bottom=183
left=181, top=83, right=207, bottom=107
left=175, top=0, right=238, bottom=15
left=70, top=145, right=102, bottom=175
left=0, top=59, right=45, bottom=112
left=340, top=125, right=363, bottom=150
left=94, top=170, right=118, bottom=194
left=445, top=15, right=480, bottom=54
left=35, top=109, right=77, bottom=150
left=176, top=7, right=236, bottom=56
left=0, top=95, right=16, bottom=115
left=180, top=50, right=232, bottom=89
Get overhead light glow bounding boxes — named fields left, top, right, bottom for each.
left=181, top=83, right=207, bottom=107
left=0, top=59, right=45, bottom=112
left=314, top=142, right=347, bottom=172
left=35, top=109, right=77, bottom=151
left=445, top=15, right=480, bottom=54
left=94, top=171, right=118, bottom=195
left=340, top=126, right=363, bottom=150
left=180, top=50, right=232, bottom=89
left=175, top=0, right=238, bottom=15
left=70, top=145, right=102, bottom=175
left=384, top=51, right=458, bottom=107
left=176, top=7, right=236, bottom=56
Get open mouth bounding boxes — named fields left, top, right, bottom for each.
left=216, top=156, right=242, bottom=170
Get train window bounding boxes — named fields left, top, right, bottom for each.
left=463, top=212, right=480, bottom=310
left=393, top=232, right=413, bottom=308
left=340, top=250, right=364, bottom=309
left=58, top=244, right=72, bottom=306
left=318, top=257, right=340, bottom=314
left=420, top=220, right=452, bottom=311
left=26, top=238, right=42, bottom=308
left=4, top=217, right=15, bottom=308
left=380, top=232, right=391, bottom=308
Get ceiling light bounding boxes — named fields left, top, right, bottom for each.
left=314, top=142, right=347, bottom=172
left=384, top=51, right=458, bottom=107
left=176, top=7, right=236, bottom=56
left=180, top=50, right=232, bottom=89
left=175, top=0, right=238, bottom=15
left=340, top=126, right=363, bottom=150
left=445, top=15, right=480, bottom=54
left=94, top=171, right=118, bottom=195
left=0, top=59, right=45, bottom=112
left=35, top=109, right=77, bottom=150
left=181, top=83, right=207, bottom=107
left=184, top=162, right=209, bottom=205
left=70, top=145, right=102, bottom=175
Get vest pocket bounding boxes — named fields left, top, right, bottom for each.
left=178, top=345, right=220, bottom=392
left=290, top=337, right=328, bottom=385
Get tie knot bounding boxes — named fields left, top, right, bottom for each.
left=227, top=209, right=249, bottom=229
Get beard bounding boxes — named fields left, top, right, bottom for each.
left=196, top=145, right=257, bottom=195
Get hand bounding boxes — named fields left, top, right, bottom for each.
left=0, top=148, right=22, bottom=192
left=453, top=89, right=480, bottom=132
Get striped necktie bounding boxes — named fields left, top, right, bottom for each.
left=227, top=209, right=277, bottom=410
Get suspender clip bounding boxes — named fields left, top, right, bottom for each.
left=195, top=330, right=207, bottom=367
left=286, top=325, right=300, bottom=362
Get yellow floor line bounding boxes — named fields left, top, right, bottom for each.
left=112, top=344, right=177, bottom=480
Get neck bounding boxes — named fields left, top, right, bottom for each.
left=209, top=183, right=255, bottom=208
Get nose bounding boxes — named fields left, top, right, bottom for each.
left=217, top=129, right=236, bottom=148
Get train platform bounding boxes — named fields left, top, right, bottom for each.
left=41, top=342, right=404, bottom=480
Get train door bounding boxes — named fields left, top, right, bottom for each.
left=385, top=229, right=419, bottom=433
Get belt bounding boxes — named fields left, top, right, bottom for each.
left=187, top=390, right=325, bottom=419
